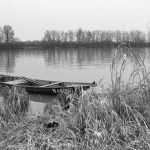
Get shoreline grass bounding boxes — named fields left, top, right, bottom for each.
left=1, top=45, right=150, bottom=149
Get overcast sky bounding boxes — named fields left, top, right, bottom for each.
left=0, top=0, right=150, bottom=41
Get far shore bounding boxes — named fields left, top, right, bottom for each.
left=0, top=41, right=150, bottom=50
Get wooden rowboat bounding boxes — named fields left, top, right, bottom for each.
left=0, top=74, right=97, bottom=94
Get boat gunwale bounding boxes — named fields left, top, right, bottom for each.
left=0, top=75, right=96, bottom=90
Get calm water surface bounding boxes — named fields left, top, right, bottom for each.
left=0, top=47, right=150, bottom=113
left=0, top=48, right=116, bottom=82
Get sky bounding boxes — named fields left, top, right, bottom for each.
left=0, top=0, right=150, bottom=41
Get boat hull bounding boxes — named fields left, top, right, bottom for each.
left=24, top=85, right=91, bottom=95
left=0, top=74, right=96, bottom=94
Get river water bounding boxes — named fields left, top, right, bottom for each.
left=0, top=47, right=150, bottom=113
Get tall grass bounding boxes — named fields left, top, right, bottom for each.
left=0, top=86, right=29, bottom=120
left=1, top=45, right=150, bottom=149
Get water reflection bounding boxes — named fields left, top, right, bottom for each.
left=0, top=50, right=17, bottom=73
left=0, top=48, right=116, bottom=82
left=29, top=93, right=59, bottom=114
left=0, top=48, right=149, bottom=81
left=44, top=48, right=114, bottom=69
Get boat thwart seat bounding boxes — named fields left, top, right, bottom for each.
left=40, top=82, right=62, bottom=87
left=4, top=79, right=27, bottom=85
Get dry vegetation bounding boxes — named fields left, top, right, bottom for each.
left=0, top=45, right=150, bottom=149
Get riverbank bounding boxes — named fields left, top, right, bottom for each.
left=0, top=41, right=150, bottom=50
left=0, top=47, right=150, bottom=149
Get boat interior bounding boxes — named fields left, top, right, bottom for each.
left=0, top=75, right=60, bottom=87
left=0, top=75, right=92, bottom=88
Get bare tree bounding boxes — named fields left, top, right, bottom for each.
left=104, top=31, right=113, bottom=41
left=84, top=31, right=93, bottom=43
left=76, top=28, right=85, bottom=43
left=91, top=30, right=100, bottom=42
left=43, top=30, right=51, bottom=41
left=114, top=30, right=122, bottom=43
left=3, top=25, right=14, bottom=44
left=99, top=31, right=106, bottom=41
left=121, top=31, right=130, bottom=42
left=67, top=30, right=74, bottom=42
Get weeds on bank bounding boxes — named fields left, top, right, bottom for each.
left=1, top=45, right=150, bottom=149
left=0, top=86, right=29, bottom=121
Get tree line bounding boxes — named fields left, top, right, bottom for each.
left=41, top=29, right=150, bottom=48
left=42, top=28, right=147, bottom=43
left=0, top=25, right=150, bottom=49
